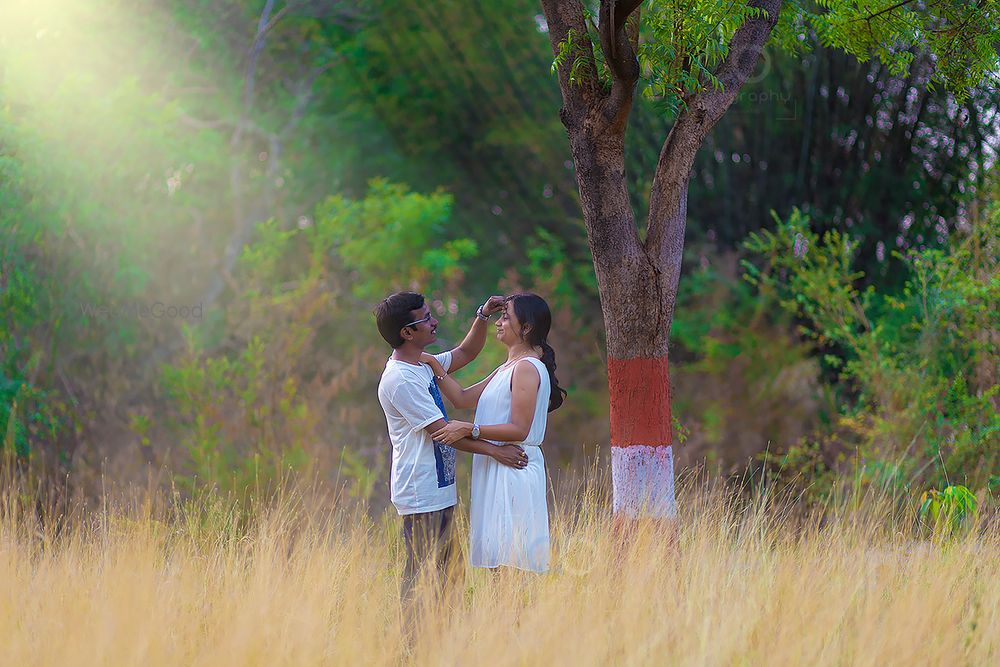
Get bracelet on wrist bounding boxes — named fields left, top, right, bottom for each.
left=476, top=304, right=489, bottom=321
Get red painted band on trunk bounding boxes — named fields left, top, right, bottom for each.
left=607, top=355, right=672, bottom=447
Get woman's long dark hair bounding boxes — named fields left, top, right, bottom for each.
left=507, top=293, right=567, bottom=412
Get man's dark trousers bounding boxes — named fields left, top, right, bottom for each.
left=401, top=506, right=456, bottom=601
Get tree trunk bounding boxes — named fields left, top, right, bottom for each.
left=541, top=0, right=781, bottom=518
left=568, top=128, right=684, bottom=517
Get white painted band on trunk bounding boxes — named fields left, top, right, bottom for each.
left=611, top=445, right=677, bottom=519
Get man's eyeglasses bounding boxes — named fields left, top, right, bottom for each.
left=402, top=313, right=432, bottom=329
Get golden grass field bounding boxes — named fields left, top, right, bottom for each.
left=1, top=469, right=997, bottom=667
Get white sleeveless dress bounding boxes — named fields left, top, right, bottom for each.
left=469, top=357, right=551, bottom=572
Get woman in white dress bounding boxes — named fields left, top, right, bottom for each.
left=422, top=293, right=567, bottom=573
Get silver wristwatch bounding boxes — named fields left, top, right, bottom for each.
left=471, top=423, right=481, bottom=439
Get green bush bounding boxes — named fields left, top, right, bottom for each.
left=745, top=201, right=998, bottom=500
left=160, top=179, right=478, bottom=498
left=919, top=484, right=978, bottom=536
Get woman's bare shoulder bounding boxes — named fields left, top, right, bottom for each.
left=511, top=358, right=542, bottom=384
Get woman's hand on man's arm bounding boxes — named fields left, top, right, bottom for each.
left=421, top=354, right=491, bottom=411
left=419, top=352, right=445, bottom=377
left=431, top=420, right=473, bottom=444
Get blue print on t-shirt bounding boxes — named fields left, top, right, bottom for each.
left=428, top=380, right=456, bottom=487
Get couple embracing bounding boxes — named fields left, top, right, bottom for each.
left=374, top=291, right=566, bottom=592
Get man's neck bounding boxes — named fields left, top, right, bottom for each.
left=390, top=343, right=425, bottom=366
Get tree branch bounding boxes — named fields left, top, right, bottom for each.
left=647, top=0, right=782, bottom=249
left=645, top=0, right=783, bottom=307
left=599, top=1, right=642, bottom=131
left=540, top=0, right=603, bottom=128
left=240, top=0, right=278, bottom=133
left=176, top=112, right=230, bottom=130
left=280, top=59, right=338, bottom=139
left=608, top=0, right=644, bottom=60
left=850, top=0, right=919, bottom=24
left=258, top=0, right=366, bottom=37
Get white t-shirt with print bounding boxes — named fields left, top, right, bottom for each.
left=378, top=350, right=457, bottom=515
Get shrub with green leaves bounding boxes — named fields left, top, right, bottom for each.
left=744, top=199, right=998, bottom=498
left=919, top=485, right=978, bottom=536
left=321, top=178, right=477, bottom=301
left=160, top=179, right=479, bottom=498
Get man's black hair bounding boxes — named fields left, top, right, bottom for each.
left=374, top=291, right=425, bottom=349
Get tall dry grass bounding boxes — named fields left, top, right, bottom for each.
left=1, top=468, right=996, bottom=666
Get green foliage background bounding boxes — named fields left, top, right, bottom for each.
left=0, top=0, right=996, bottom=509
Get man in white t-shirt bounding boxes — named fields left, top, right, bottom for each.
left=374, top=291, right=527, bottom=595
